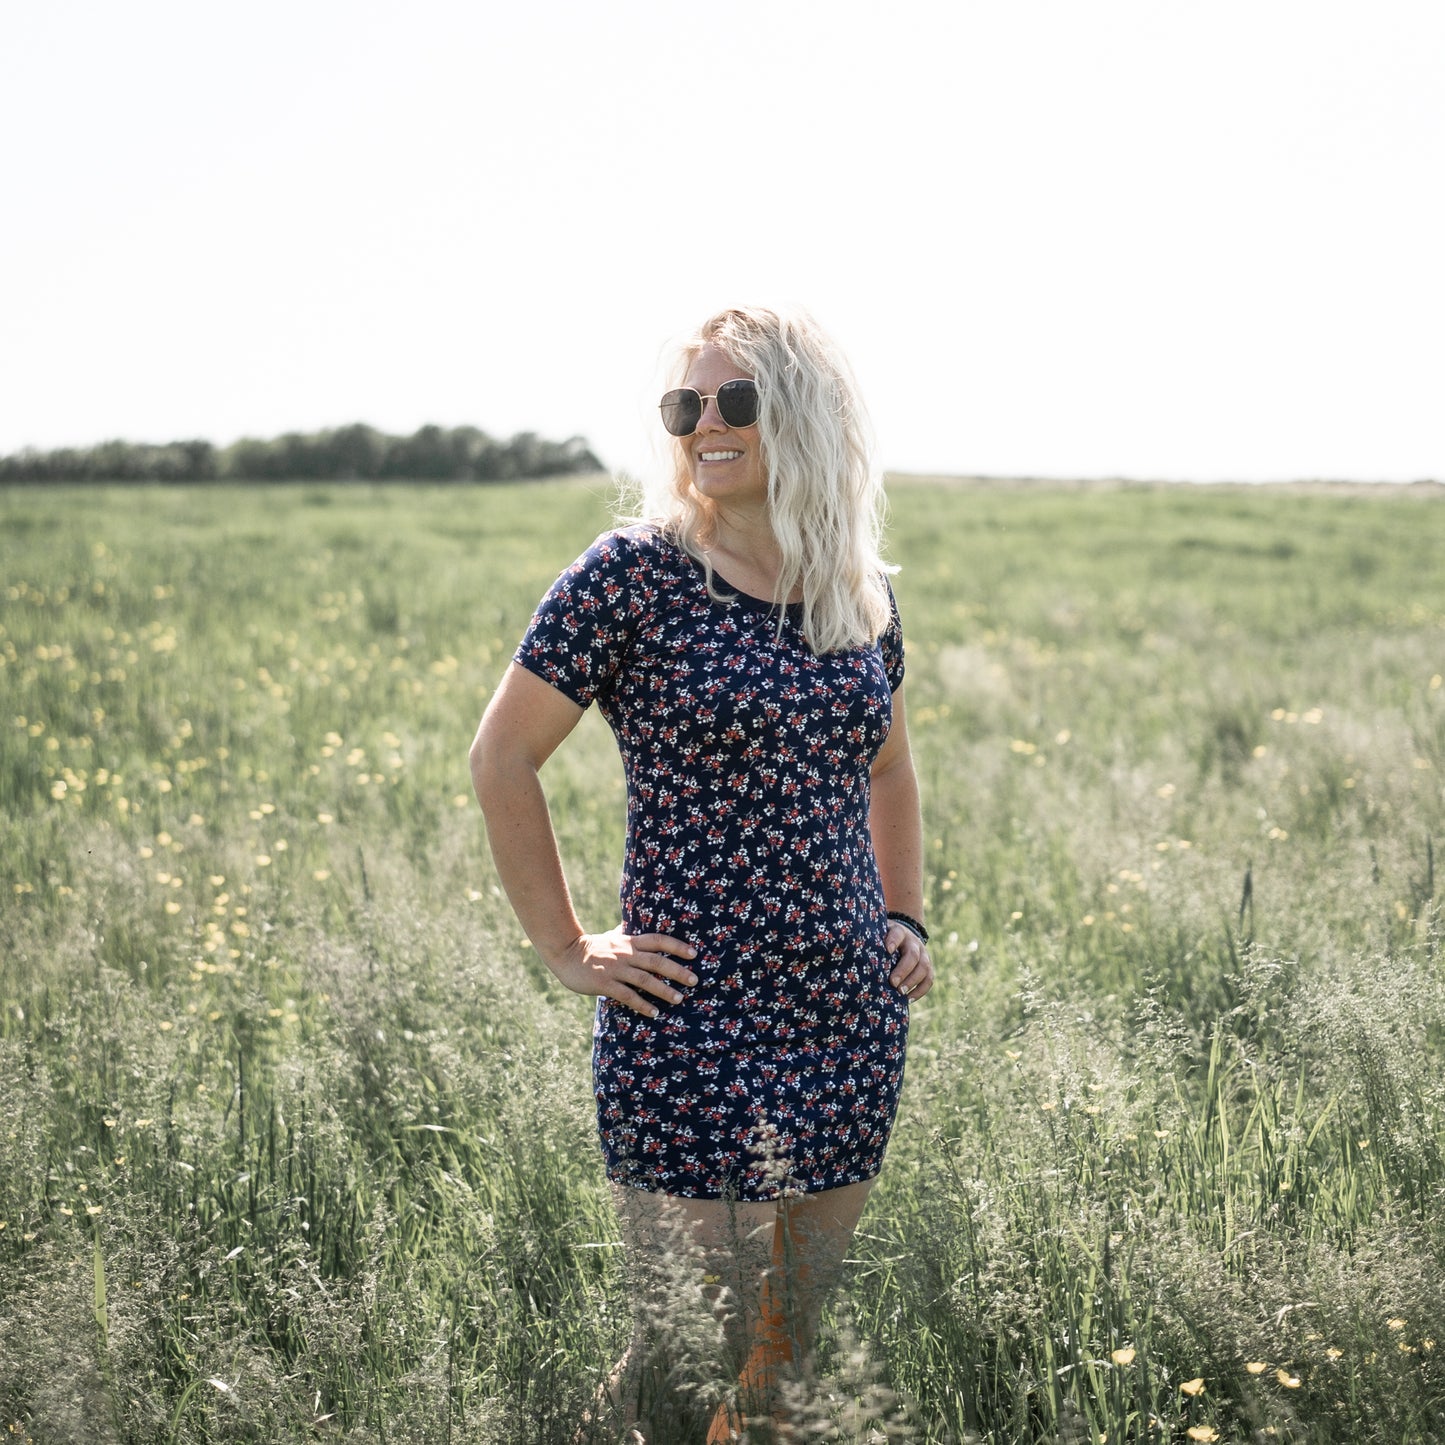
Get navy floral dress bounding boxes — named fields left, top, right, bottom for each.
left=514, top=524, right=909, bottom=1200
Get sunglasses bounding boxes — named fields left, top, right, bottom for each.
left=658, top=378, right=760, bottom=436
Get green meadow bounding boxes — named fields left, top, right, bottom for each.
left=1, top=478, right=1443, bottom=1443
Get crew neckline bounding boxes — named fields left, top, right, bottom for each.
left=679, top=547, right=802, bottom=616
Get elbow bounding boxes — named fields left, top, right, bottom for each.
left=468, top=713, right=534, bottom=813
left=468, top=719, right=497, bottom=808
left=467, top=742, right=483, bottom=802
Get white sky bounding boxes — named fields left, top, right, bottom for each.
left=2, top=0, right=1441, bottom=482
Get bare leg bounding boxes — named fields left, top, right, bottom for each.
left=607, top=1185, right=776, bottom=1442
left=600, top=1179, right=876, bottom=1442
left=716, top=1178, right=876, bottom=1440
left=775, top=1177, right=876, bottom=1357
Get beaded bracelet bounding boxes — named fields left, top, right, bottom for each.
left=886, top=910, right=930, bottom=945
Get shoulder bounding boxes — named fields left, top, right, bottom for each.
left=546, top=525, right=656, bottom=592
left=516, top=528, right=675, bottom=702
left=571, top=522, right=682, bottom=575
left=599, top=522, right=698, bottom=595
left=544, top=524, right=692, bottom=622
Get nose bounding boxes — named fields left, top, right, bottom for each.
left=695, top=394, right=726, bottom=433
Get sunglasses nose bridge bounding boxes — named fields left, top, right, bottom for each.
left=693, top=392, right=727, bottom=432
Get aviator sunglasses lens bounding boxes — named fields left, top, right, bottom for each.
left=658, top=379, right=760, bottom=436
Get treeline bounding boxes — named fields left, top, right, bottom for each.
left=0, top=423, right=602, bottom=484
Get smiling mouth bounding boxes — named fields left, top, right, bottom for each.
left=698, top=450, right=743, bottom=462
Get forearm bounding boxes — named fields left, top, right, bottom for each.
left=471, top=748, right=584, bottom=970
left=469, top=666, right=696, bottom=1016
left=869, top=760, right=925, bottom=922
left=471, top=737, right=699, bottom=1014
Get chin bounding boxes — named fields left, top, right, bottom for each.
left=692, top=475, right=765, bottom=507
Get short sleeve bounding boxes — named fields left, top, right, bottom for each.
left=879, top=580, right=905, bottom=691
left=513, top=531, right=640, bottom=707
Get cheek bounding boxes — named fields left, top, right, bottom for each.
left=677, top=442, right=701, bottom=485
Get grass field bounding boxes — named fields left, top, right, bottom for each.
left=1, top=477, right=1443, bottom=1443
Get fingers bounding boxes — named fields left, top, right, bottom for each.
left=635, top=932, right=697, bottom=960
left=579, top=927, right=937, bottom=1018
left=886, top=925, right=934, bottom=1000
left=588, top=931, right=700, bottom=1018
left=884, top=922, right=913, bottom=957
left=624, top=960, right=695, bottom=1007
left=898, top=967, right=933, bottom=999
left=632, top=933, right=700, bottom=979
left=608, top=981, right=665, bottom=1017
left=890, top=955, right=934, bottom=999
left=626, top=937, right=700, bottom=1002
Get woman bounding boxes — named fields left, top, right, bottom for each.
left=470, top=304, right=932, bottom=1440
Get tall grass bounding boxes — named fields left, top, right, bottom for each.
left=1, top=479, right=1442, bottom=1442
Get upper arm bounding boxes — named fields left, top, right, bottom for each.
left=472, top=530, right=640, bottom=784
left=510, top=530, right=641, bottom=708
left=871, top=680, right=914, bottom=782
left=471, top=662, right=586, bottom=780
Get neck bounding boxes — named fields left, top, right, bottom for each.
left=701, top=503, right=798, bottom=603
left=706, top=499, right=778, bottom=565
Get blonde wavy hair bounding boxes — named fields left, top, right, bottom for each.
left=639, top=304, right=894, bottom=655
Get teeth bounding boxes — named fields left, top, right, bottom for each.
left=700, top=451, right=742, bottom=461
